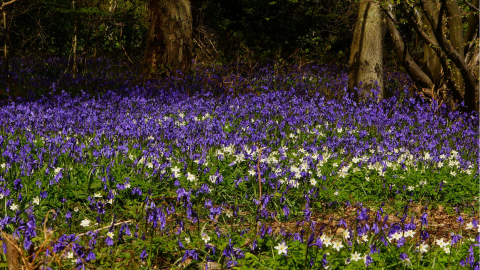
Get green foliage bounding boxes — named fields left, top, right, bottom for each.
left=5, top=0, right=148, bottom=57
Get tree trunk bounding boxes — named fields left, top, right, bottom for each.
left=417, top=9, right=441, bottom=82
left=142, top=0, right=193, bottom=77
left=384, top=4, right=433, bottom=89
left=422, top=44, right=442, bottom=82
left=72, top=0, right=78, bottom=79
left=3, top=10, right=9, bottom=89
left=446, top=0, right=464, bottom=56
left=348, top=0, right=386, bottom=102
left=93, top=26, right=98, bottom=73
left=445, top=0, right=465, bottom=96
left=464, top=0, right=479, bottom=56
left=403, top=2, right=464, bottom=103
left=434, top=0, right=477, bottom=111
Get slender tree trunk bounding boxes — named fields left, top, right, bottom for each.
left=423, top=44, right=442, bottom=82
left=384, top=4, right=433, bottom=89
left=465, top=35, right=478, bottom=64
left=407, top=4, right=442, bottom=83
left=142, top=0, right=193, bottom=77
left=446, top=0, right=464, bottom=56
left=93, top=26, right=98, bottom=74
left=403, top=2, right=464, bottom=103
left=72, top=0, right=78, bottom=79
left=82, top=20, right=92, bottom=76
left=348, top=0, right=386, bottom=102
left=3, top=10, right=9, bottom=89
left=434, top=0, right=477, bottom=111
left=418, top=9, right=441, bottom=82
left=446, top=0, right=465, bottom=96
left=464, top=0, right=479, bottom=56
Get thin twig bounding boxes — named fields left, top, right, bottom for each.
left=0, top=0, right=20, bottom=12
left=119, top=26, right=133, bottom=64
left=462, top=0, right=480, bottom=12
left=75, top=220, right=134, bottom=237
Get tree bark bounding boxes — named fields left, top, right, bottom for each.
left=3, top=10, right=9, bottom=89
left=403, top=3, right=464, bottom=103
left=464, top=0, right=479, bottom=55
left=72, top=0, right=77, bottom=79
left=5, top=234, right=20, bottom=270
left=423, top=44, right=442, bottom=81
left=348, top=0, right=386, bottom=102
left=142, top=0, right=193, bottom=77
left=446, top=0, right=464, bottom=56
left=415, top=8, right=441, bottom=82
left=434, top=0, right=477, bottom=111
left=384, top=5, right=433, bottom=89
left=445, top=0, right=465, bottom=96
left=383, top=0, right=478, bottom=112
left=465, top=35, right=478, bottom=64
left=93, top=25, right=98, bottom=73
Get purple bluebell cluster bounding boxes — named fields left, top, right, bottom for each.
left=0, top=58, right=478, bottom=268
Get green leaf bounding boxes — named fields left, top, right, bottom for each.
left=245, top=252, right=258, bottom=259
left=89, top=181, right=102, bottom=190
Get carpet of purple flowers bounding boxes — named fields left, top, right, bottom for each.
left=0, top=58, right=478, bottom=269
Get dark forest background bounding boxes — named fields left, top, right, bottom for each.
left=0, top=0, right=478, bottom=111
left=2, top=0, right=410, bottom=64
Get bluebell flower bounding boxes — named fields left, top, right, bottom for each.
left=251, top=239, right=258, bottom=251
left=379, top=235, right=389, bottom=246
left=397, top=237, right=405, bottom=248
left=451, top=233, right=462, bottom=245
left=86, top=251, right=95, bottom=262
left=364, top=254, right=373, bottom=267
left=456, top=215, right=464, bottom=225
left=140, top=248, right=148, bottom=261
left=283, top=204, right=290, bottom=219
left=205, top=244, right=216, bottom=255
left=222, top=239, right=234, bottom=257
left=420, top=212, right=428, bottom=226
left=321, top=254, right=328, bottom=267
left=181, top=249, right=198, bottom=262
left=226, top=260, right=238, bottom=269
left=420, top=230, right=429, bottom=241
left=105, top=237, right=114, bottom=246
left=338, top=218, right=347, bottom=227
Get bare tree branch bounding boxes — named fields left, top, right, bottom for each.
left=434, top=0, right=477, bottom=111
left=465, top=35, right=477, bottom=64
left=464, top=0, right=479, bottom=55
left=0, top=0, right=21, bottom=12
left=403, top=3, right=439, bottom=48
left=383, top=4, right=433, bottom=89
left=401, top=2, right=464, bottom=102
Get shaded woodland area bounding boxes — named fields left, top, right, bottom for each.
left=0, top=0, right=478, bottom=110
